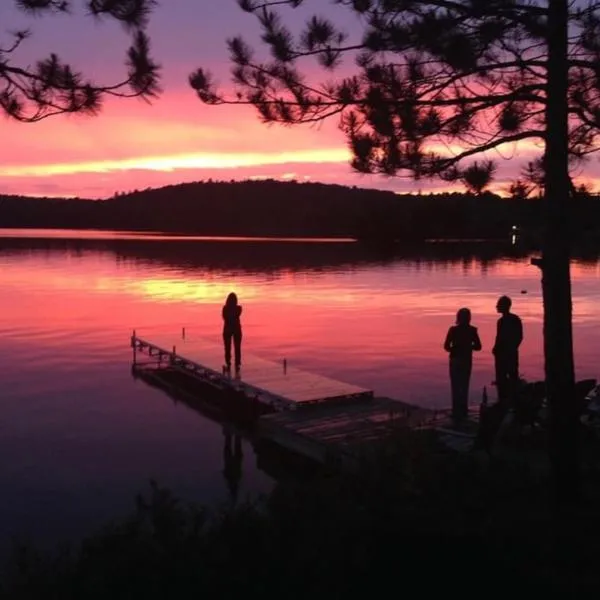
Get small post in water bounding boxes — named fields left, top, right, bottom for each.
left=283, top=358, right=287, bottom=374
left=132, top=329, right=137, bottom=365
left=182, top=327, right=186, bottom=340
left=172, top=345, right=176, bottom=365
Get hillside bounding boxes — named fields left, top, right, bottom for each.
left=1, top=179, right=599, bottom=242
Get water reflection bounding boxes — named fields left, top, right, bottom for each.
left=223, top=427, right=243, bottom=505
left=0, top=229, right=534, bottom=273
left=1, top=229, right=600, bottom=551
left=1, top=232, right=599, bottom=396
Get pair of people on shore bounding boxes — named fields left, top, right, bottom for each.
left=443, top=296, right=523, bottom=420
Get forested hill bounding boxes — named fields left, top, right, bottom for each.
left=1, top=179, right=597, bottom=242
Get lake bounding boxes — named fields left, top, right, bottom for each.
left=1, top=229, right=599, bottom=553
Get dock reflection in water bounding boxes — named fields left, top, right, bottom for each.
left=1, top=229, right=600, bottom=550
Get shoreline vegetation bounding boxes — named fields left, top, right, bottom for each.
left=4, top=432, right=600, bottom=597
left=2, top=179, right=600, bottom=248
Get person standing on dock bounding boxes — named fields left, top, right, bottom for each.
left=444, top=308, right=482, bottom=420
left=222, top=292, right=242, bottom=372
left=492, top=295, right=523, bottom=404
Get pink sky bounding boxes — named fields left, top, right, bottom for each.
left=1, top=1, right=598, bottom=199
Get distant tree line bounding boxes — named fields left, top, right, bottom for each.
left=2, top=180, right=600, bottom=245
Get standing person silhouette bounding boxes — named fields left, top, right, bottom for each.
left=492, top=295, right=523, bottom=403
left=444, top=307, right=482, bottom=420
left=222, top=292, right=242, bottom=372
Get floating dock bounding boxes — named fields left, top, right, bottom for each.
left=131, top=331, right=373, bottom=412
left=258, top=397, right=433, bottom=469
left=131, top=331, right=443, bottom=469
left=132, top=333, right=600, bottom=472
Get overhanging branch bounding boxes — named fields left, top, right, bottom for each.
left=436, top=130, right=545, bottom=169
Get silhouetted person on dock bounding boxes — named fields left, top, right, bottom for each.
left=492, top=295, right=523, bottom=404
left=222, top=292, right=242, bottom=372
left=223, top=426, right=243, bottom=504
left=444, top=308, right=482, bottom=420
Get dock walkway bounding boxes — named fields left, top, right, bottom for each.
left=259, top=397, right=433, bottom=468
left=131, top=331, right=373, bottom=411
left=130, top=331, right=462, bottom=470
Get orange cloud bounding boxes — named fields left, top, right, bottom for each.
left=0, top=83, right=595, bottom=199
left=0, top=149, right=350, bottom=178
left=0, top=89, right=345, bottom=164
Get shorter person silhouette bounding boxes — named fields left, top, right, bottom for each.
left=492, top=295, right=523, bottom=404
left=222, top=292, right=242, bottom=372
left=444, top=307, right=482, bottom=420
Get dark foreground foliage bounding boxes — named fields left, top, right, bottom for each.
left=4, top=434, right=600, bottom=599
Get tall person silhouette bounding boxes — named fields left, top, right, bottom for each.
left=492, top=295, right=523, bottom=403
left=222, top=292, right=242, bottom=372
left=444, top=308, right=482, bottom=420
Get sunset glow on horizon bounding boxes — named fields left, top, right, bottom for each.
left=0, top=148, right=351, bottom=178
left=0, top=88, right=551, bottom=199
left=1, top=0, right=598, bottom=200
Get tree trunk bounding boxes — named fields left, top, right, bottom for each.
left=544, top=0, right=578, bottom=503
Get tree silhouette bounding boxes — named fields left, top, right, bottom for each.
left=575, top=182, right=594, bottom=198
left=521, top=159, right=546, bottom=198
left=191, top=0, right=600, bottom=502
left=1, top=0, right=160, bottom=122
left=508, top=179, right=534, bottom=202
left=461, top=160, right=496, bottom=195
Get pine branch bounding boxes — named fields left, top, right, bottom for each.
left=1, top=0, right=160, bottom=122
left=193, top=0, right=600, bottom=178
left=437, top=130, right=544, bottom=168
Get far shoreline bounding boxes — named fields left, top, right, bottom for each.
left=0, top=226, right=518, bottom=246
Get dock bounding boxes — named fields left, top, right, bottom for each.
left=131, top=331, right=373, bottom=412
left=258, top=398, right=434, bottom=469
left=131, top=333, right=597, bottom=475
left=130, top=331, right=456, bottom=470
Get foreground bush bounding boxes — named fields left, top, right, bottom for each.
left=4, top=434, right=600, bottom=599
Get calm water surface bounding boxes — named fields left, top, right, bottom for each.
left=1, top=229, right=600, bottom=552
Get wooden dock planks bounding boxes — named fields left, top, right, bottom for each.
left=258, top=397, right=433, bottom=467
left=132, top=332, right=373, bottom=410
left=130, top=332, right=469, bottom=469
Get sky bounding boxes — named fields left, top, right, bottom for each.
left=0, top=0, right=596, bottom=199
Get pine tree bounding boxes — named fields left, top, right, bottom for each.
left=462, top=160, right=497, bottom=195
left=191, top=0, right=600, bottom=502
left=2, top=0, right=160, bottom=122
